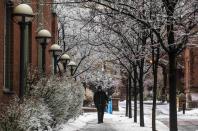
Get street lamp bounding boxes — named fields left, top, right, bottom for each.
left=36, top=29, right=52, bottom=74
left=49, top=44, right=62, bottom=74
left=68, top=61, right=77, bottom=76
left=13, top=4, right=34, bottom=98
left=59, top=53, right=71, bottom=72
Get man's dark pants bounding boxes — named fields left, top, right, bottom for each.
left=97, top=105, right=105, bottom=123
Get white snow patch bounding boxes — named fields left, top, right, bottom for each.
left=60, top=102, right=168, bottom=131
left=59, top=101, right=198, bottom=131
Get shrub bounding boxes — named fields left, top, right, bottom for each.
left=0, top=96, right=52, bottom=131
left=31, top=75, right=85, bottom=126
left=85, top=70, right=116, bottom=96
left=0, top=64, right=84, bottom=130
left=0, top=75, right=84, bottom=130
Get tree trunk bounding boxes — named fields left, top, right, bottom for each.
left=166, top=5, right=178, bottom=130
left=133, top=63, right=138, bottom=123
left=128, top=72, right=132, bottom=118
left=139, top=59, right=144, bottom=127
left=126, top=79, right=129, bottom=117
left=152, top=70, right=157, bottom=131
left=152, top=47, right=159, bottom=131
left=169, top=53, right=178, bottom=131
left=161, top=66, right=167, bottom=102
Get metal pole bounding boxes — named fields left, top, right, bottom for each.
left=70, top=66, right=73, bottom=76
left=53, top=52, right=57, bottom=74
left=41, top=43, right=46, bottom=74
left=19, top=16, right=26, bottom=98
left=63, top=62, right=67, bottom=72
left=63, top=60, right=68, bottom=73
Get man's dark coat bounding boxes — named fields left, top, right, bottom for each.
left=94, top=90, right=108, bottom=123
left=94, top=90, right=108, bottom=108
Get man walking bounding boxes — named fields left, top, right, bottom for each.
left=94, top=86, right=108, bottom=124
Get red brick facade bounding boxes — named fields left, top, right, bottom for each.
left=183, top=26, right=198, bottom=105
left=0, top=0, right=58, bottom=103
left=184, top=46, right=198, bottom=102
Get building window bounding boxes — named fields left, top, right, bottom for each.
left=4, top=1, right=13, bottom=92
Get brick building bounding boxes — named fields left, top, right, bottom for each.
left=184, top=36, right=198, bottom=107
left=0, top=0, right=58, bottom=103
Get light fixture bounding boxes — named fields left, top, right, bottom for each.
left=60, top=53, right=70, bottom=61
left=13, top=4, right=34, bottom=22
left=13, top=4, right=34, bottom=98
left=36, top=29, right=52, bottom=44
left=49, top=44, right=62, bottom=74
left=36, top=29, right=52, bottom=73
left=49, top=44, right=62, bottom=55
left=60, top=53, right=71, bottom=72
left=68, top=61, right=77, bottom=76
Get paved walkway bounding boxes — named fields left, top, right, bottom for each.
left=79, top=119, right=117, bottom=131
left=160, top=119, right=198, bottom=131
left=74, top=113, right=168, bottom=131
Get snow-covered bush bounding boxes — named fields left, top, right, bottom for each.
left=18, top=97, right=52, bottom=130
left=0, top=69, right=84, bottom=130
left=26, top=65, right=40, bottom=95
left=85, top=70, right=116, bottom=96
left=0, top=97, right=21, bottom=131
left=0, top=96, right=52, bottom=131
left=31, top=75, right=84, bottom=126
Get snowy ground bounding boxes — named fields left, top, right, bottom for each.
left=119, top=100, right=198, bottom=120
left=59, top=101, right=168, bottom=131
left=156, top=102, right=198, bottom=120
left=140, top=101, right=198, bottom=131
left=59, top=101, right=198, bottom=131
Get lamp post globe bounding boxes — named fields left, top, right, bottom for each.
left=13, top=4, right=34, bottom=22
left=60, top=53, right=71, bottom=72
left=36, top=29, right=52, bottom=43
left=36, top=29, right=51, bottom=74
left=13, top=4, right=34, bottom=98
left=68, top=61, right=77, bottom=76
left=49, top=44, right=62, bottom=53
left=60, top=53, right=70, bottom=61
left=49, top=44, right=62, bottom=74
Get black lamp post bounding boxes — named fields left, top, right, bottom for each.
left=13, top=4, right=34, bottom=98
left=36, top=29, right=52, bottom=74
left=59, top=53, right=71, bottom=72
left=68, top=61, right=77, bottom=76
left=49, top=44, right=62, bottom=74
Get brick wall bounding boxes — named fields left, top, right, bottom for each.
left=189, top=47, right=198, bottom=91
left=183, top=26, right=198, bottom=102
left=12, top=7, right=21, bottom=97
left=44, top=1, right=53, bottom=74
left=0, top=0, right=58, bottom=104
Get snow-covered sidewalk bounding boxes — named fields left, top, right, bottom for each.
left=60, top=107, right=168, bottom=131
